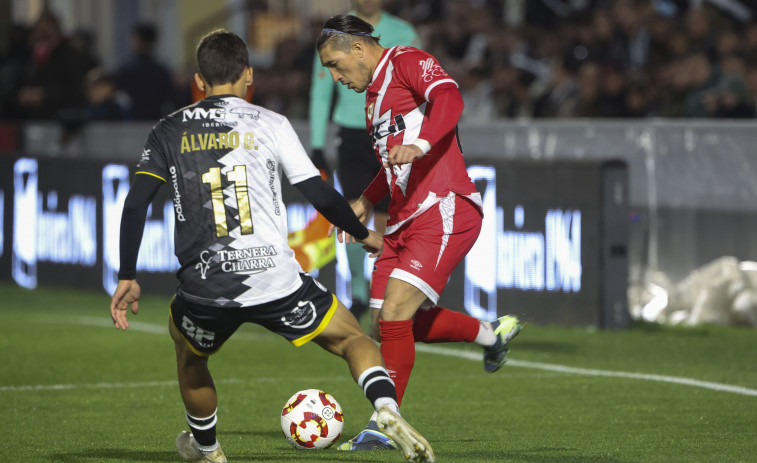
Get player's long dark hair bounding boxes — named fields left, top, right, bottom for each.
left=316, top=14, right=380, bottom=52
left=196, top=29, right=248, bottom=86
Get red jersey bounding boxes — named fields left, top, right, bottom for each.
left=363, top=46, right=480, bottom=234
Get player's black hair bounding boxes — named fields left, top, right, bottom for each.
left=196, top=29, right=249, bottom=86
left=316, top=14, right=380, bottom=52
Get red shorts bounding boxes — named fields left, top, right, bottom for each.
left=369, top=194, right=482, bottom=308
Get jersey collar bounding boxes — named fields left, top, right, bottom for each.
left=369, top=46, right=396, bottom=90
left=204, top=94, right=238, bottom=101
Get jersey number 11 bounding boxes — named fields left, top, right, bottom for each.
left=202, top=166, right=253, bottom=237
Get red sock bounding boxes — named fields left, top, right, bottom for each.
left=412, top=306, right=480, bottom=343
left=379, top=319, right=415, bottom=405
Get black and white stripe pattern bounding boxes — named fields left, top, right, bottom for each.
left=186, top=409, right=218, bottom=449
left=358, top=366, right=397, bottom=407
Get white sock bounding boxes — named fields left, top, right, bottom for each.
left=196, top=439, right=219, bottom=454
left=374, top=397, right=400, bottom=415
left=474, top=321, right=496, bottom=347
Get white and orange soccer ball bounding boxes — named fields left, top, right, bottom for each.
left=280, top=389, right=344, bottom=450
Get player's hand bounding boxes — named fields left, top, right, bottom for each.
left=328, top=196, right=373, bottom=242
left=357, top=229, right=383, bottom=258
left=110, top=279, right=141, bottom=330
left=385, top=144, right=423, bottom=167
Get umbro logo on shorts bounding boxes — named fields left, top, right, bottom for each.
left=410, top=260, right=423, bottom=270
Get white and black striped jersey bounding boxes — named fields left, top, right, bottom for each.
left=135, top=95, right=320, bottom=307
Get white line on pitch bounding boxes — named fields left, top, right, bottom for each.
left=0, top=376, right=350, bottom=392
left=42, top=315, right=270, bottom=341
left=414, top=344, right=757, bottom=397
left=8, top=318, right=757, bottom=398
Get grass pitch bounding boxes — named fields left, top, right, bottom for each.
left=1, top=282, right=756, bottom=462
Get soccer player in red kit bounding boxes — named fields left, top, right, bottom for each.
left=317, top=15, right=523, bottom=452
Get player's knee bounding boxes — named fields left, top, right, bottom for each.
left=380, top=299, right=416, bottom=321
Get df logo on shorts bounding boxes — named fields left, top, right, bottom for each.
left=282, top=300, right=316, bottom=329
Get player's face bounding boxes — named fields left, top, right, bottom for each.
left=319, top=44, right=372, bottom=93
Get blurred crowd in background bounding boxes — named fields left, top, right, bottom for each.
left=2, top=0, right=757, bottom=127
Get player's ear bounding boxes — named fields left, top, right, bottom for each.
left=352, top=39, right=365, bottom=57
left=244, top=67, right=253, bottom=87
left=194, top=73, right=206, bottom=92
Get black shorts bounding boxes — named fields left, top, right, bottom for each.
left=170, top=273, right=338, bottom=356
left=336, top=127, right=390, bottom=213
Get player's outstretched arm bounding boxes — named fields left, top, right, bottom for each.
left=110, top=279, right=141, bottom=330
left=295, top=176, right=372, bottom=243
left=328, top=195, right=374, bottom=243
left=110, top=173, right=162, bottom=331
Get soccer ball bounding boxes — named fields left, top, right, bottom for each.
left=280, top=389, right=344, bottom=449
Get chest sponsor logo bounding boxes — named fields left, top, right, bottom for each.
left=182, top=107, right=225, bottom=121
left=182, top=107, right=261, bottom=121
left=371, top=113, right=406, bottom=141
left=217, top=246, right=277, bottom=274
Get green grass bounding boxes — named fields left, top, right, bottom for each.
left=1, top=282, right=756, bottom=462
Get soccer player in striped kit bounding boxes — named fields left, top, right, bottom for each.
left=317, top=14, right=523, bottom=452
left=110, top=29, right=433, bottom=463
left=309, top=0, right=420, bottom=323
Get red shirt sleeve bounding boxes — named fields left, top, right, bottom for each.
left=362, top=168, right=389, bottom=205
left=417, top=84, right=464, bottom=147
left=393, top=49, right=464, bottom=148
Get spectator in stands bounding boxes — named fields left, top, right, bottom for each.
left=624, top=80, right=651, bottom=118
left=115, top=23, right=176, bottom=120
left=611, top=0, right=651, bottom=71
left=459, top=66, right=494, bottom=121
left=85, top=68, right=131, bottom=121
left=6, top=0, right=757, bottom=123
left=0, top=23, right=30, bottom=118
left=683, top=52, right=731, bottom=117
left=684, top=5, right=717, bottom=56
left=489, top=66, right=534, bottom=118
left=658, top=55, right=693, bottom=117
left=596, top=65, right=630, bottom=118
left=69, top=28, right=100, bottom=71
left=574, top=61, right=602, bottom=117
left=705, top=54, right=751, bottom=118
left=745, top=64, right=757, bottom=117
left=532, top=57, right=579, bottom=118
left=14, top=10, right=94, bottom=120
left=744, top=22, right=757, bottom=62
